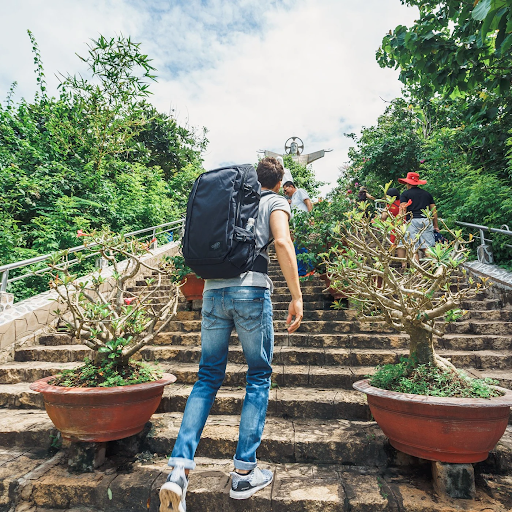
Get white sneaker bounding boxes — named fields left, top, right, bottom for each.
left=159, top=466, right=188, bottom=512
left=229, top=467, right=273, bottom=499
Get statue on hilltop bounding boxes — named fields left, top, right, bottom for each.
left=261, top=136, right=332, bottom=166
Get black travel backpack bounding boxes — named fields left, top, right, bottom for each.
left=182, top=164, right=272, bottom=279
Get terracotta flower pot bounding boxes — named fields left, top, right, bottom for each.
left=180, top=273, right=204, bottom=301
left=353, top=379, right=512, bottom=463
left=30, top=373, right=176, bottom=442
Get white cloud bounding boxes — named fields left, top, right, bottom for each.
left=0, top=0, right=418, bottom=196
left=150, top=0, right=419, bottom=195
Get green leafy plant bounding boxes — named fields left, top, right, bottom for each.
left=291, top=195, right=351, bottom=274
left=47, top=229, right=180, bottom=386
left=163, top=254, right=199, bottom=283
left=370, top=358, right=501, bottom=399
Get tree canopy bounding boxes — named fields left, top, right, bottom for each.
left=337, top=2, right=512, bottom=267
left=1, top=33, right=207, bottom=298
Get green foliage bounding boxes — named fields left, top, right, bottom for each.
left=345, top=99, right=422, bottom=187
left=325, top=199, right=485, bottom=367
left=162, top=253, right=196, bottom=283
left=343, top=95, right=512, bottom=266
left=0, top=32, right=206, bottom=299
left=375, top=1, right=512, bottom=183
left=49, top=358, right=162, bottom=387
left=283, top=155, right=325, bottom=198
left=291, top=194, right=351, bottom=272
left=370, top=358, right=502, bottom=399
left=377, top=1, right=512, bottom=98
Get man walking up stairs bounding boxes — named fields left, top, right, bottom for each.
left=0, top=255, right=512, bottom=509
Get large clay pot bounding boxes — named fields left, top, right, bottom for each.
left=180, top=273, right=204, bottom=301
left=30, top=373, right=176, bottom=442
left=353, top=379, right=512, bottom=463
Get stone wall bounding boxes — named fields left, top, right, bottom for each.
left=0, top=242, right=180, bottom=361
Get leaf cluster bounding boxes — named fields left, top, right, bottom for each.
left=49, top=358, right=162, bottom=387
left=370, top=357, right=502, bottom=398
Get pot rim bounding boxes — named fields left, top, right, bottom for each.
left=353, top=378, right=512, bottom=407
left=29, top=372, right=176, bottom=395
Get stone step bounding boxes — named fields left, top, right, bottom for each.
left=0, top=410, right=510, bottom=473
left=159, top=385, right=372, bottom=421
left=167, top=363, right=377, bottom=390
left=0, top=410, right=389, bottom=466
left=0, top=382, right=370, bottom=421
left=4, top=451, right=512, bottom=512
left=174, top=307, right=512, bottom=322
left=0, top=360, right=376, bottom=389
left=13, top=344, right=512, bottom=370
left=14, top=345, right=94, bottom=363
left=139, top=345, right=512, bottom=370
left=269, top=298, right=503, bottom=311
left=161, top=318, right=512, bottom=336
left=444, top=321, right=512, bottom=336
left=0, top=362, right=81, bottom=384
left=153, top=331, right=512, bottom=352
left=131, top=283, right=328, bottom=295
left=3, top=360, right=510, bottom=396
left=174, top=308, right=359, bottom=322
left=467, top=368, right=512, bottom=390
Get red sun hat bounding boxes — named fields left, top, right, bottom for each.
left=398, top=172, right=427, bottom=185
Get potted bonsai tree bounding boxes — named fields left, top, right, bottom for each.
left=30, top=229, right=181, bottom=443
left=166, top=253, right=204, bottom=301
left=326, top=198, right=512, bottom=464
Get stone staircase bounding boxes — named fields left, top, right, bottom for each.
left=0, top=256, right=512, bottom=511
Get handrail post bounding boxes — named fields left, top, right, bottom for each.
left=0, top=270, right=14, bottom=312
left=96, top=257, right=109, bottom=270
left=0, top=270, right=8, bottom=293
left=477, top=229, right=494, bottom=264
left=150, top=228, right=157, bottom=250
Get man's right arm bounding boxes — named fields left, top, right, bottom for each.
left=269, top=209, right=303, bottom=333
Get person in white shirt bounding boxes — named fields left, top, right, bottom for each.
left=282, top=181, right=313, bottom=213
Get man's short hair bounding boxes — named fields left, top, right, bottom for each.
left=283, top=181, right=295, bottom=188
left=256, top=157, right=284, bottom=189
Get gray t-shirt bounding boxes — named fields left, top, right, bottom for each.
left=291, top=188, right=310, bottom=212
left=204, top=193, right=291, bottom=293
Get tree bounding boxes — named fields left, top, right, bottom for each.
left=283, top=155, right=325, bottom=198
left=326, top=201, right=483, bottom=369
left=0, top=32, right=207, bottom=299
left=377, top=1, right=512, bottom=99
left=345, top=98, right=422, bottom=190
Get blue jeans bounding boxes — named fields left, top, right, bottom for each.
left=168, top=286, right=274, bottom=471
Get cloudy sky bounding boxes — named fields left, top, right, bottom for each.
left=1, top=0, right=418, bottom=196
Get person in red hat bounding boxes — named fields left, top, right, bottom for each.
left=398, top=172, right=439, bottom=264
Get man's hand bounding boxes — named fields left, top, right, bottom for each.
left=286, top=298, right=303, bottom=333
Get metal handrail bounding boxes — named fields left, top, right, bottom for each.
left=455, top=221, right=512, bottom=264
left=0, top=219, right=184, bottom=294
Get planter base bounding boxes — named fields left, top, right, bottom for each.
left=432, top=461, right=476, bottom=500
left=67, top=441, right=106, bottom=473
